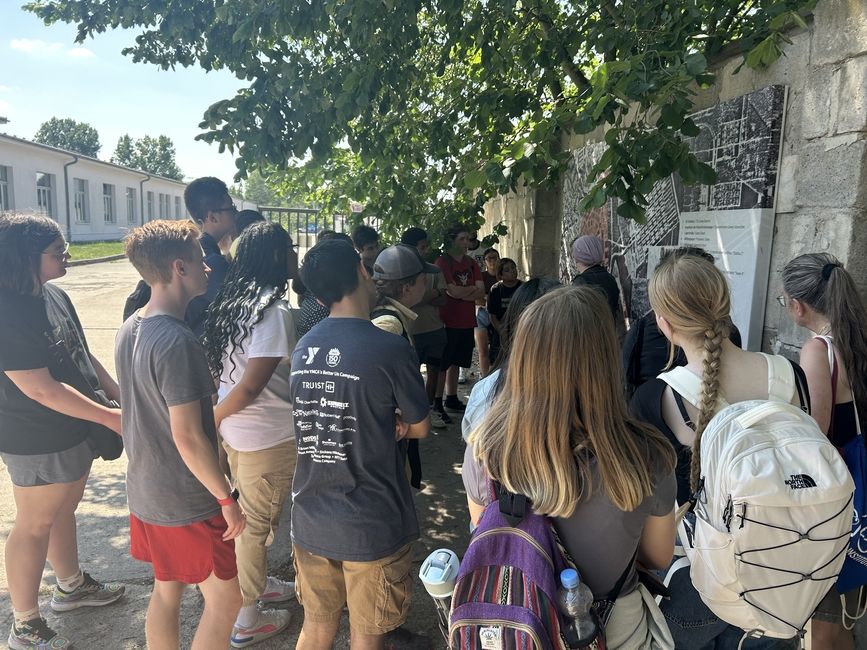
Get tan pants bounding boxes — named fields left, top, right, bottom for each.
left=224, top=440, right=296, bottom=606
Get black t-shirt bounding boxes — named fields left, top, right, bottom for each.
left=0, top=285, right=89, bottom=454
left=630, top=379, right=693, bottom=506
left=487, top=282, right=521, bottom=321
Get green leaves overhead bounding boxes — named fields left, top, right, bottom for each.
left=24, top=0, right=813, bottom=232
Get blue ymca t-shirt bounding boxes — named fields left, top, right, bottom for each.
left=289, top=316, right=429, bottom=561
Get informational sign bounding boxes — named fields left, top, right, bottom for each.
left=560, top=85, right=788, bottom=351
left=679, top=209, right=776, bottom=350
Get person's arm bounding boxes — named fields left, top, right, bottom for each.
left=488, top=288, right=503, bottom=332
left=422, top=286, right=448, bottom=307
left=169, top=400, right=245, bottom=540
left=445, top=283, right=477, bottom=299
left=214, top=357, right=282, bottom=429
left=90, top=354, right=120, bottom=403
left=468, top=498, right=486, bottom=526
left=403, top=415, right=430, bottom=439
left=800, top=338, right=834, bottom=433
left=637, top=508, right=676, bottom=570
left=472, top=281, right=486, bottom=301
left=5, top=368, right=121, bottom=433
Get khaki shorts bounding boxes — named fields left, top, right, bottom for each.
left=293, top=543, right=413, bottom=635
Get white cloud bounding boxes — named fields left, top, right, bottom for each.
left=9, top=39, right=95, bottom=60
left=0, top=100, right=13, bottom=115
left=10, top=38, right=64, bottom=54
left=0, top=85, right=8, bottom=92
left=67, top=47, right=95, bottom=58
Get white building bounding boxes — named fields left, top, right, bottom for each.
left=0, top=133, right=255, bottom=242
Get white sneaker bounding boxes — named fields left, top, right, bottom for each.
left=430, top=409, right=448, bottom=429
left=458, top=367, right=468, bottom=384
left=258, top=576, right=296, bottom=604
left=231, top=609, right=292, bottom=648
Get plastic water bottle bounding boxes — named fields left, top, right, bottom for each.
left=559, top=568, right=597, bottom=643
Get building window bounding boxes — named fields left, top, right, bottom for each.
left=73, top=178, right=89, bottom=223
left=158, top=192, right=166, bottom=219
left=146, top=191, right=154, bottom=220
left=0, top=166, right=11, bottom=212
left=126, top=187, right=137, bottom=223
left=36, top=172, right=54, bottom=217
left=174, top=196, right=182, bottom=220
left=103, top=184, right=115, bottom=223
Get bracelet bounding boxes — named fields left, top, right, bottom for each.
left=217, top=488, right=239, bottom=507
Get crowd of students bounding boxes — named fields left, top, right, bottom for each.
left=0, top=175, right=865, bottom=650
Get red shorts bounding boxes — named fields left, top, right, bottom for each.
left=129, top=514, right=237, bottom=584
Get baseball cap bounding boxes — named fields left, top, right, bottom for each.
left=373, top=244, right=439, bottom=280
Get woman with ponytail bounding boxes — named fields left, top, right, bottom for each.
left=782, top=253, right=867, bottom=650
left=202, top=221, right=299, bottom=647
left=467, top=286, right=677, bottom=649
left=637, top=250, right=803, bottom=649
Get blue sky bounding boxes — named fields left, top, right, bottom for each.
left=0, top=6, right=244, bottom=182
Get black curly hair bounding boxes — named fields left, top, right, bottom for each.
left=203, top=220, right=291, bottom=382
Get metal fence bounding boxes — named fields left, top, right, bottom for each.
left=258, top=206, right=349, bottom=249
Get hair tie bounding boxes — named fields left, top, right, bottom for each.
left=821, top=262, right=840, bottom=281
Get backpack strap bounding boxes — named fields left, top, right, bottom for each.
left=761, top=353, right=798, bottom=403
left=658, top=367, right=728, bottom=431
left=371, top=306, right=409, bottom=341
left=816, top=336, right=861, bottom=437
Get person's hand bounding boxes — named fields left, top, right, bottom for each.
left=221, top=501, right=246, bottom=540
left=103, top=408, right=122, bottom=436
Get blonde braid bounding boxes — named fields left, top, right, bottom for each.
left=689, top=319, right=726, bottom=494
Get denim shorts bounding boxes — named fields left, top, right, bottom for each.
left=475, top=308, right=491, bottom=330
left=1, top=439, right=95, bottom=487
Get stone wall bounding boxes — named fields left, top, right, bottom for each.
left=483, top=0, right=867, bottom=354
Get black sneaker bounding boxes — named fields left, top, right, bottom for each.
left=443, top=396, right=466, bottom=412
left=8, top=617, right=71, bottom=649
left=433, top=405, right=453, bottom=424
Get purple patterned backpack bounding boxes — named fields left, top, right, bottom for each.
left=449, top=485, right=622, bottom=649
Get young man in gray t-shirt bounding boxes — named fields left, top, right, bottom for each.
left=115, top=220, right=245, bottom=649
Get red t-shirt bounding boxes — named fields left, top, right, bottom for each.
left=436, top=254, right=481, bottom=328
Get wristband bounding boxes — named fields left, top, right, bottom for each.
left=217, top=488, right=239, bottom=507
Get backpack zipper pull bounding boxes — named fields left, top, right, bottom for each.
left=723, top=497, right=733, bottom=532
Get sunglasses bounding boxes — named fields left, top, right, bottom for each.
left=42, top=242, right=70, bottom=258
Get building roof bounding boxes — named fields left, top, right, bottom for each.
left=0, top=132, right=187, bottom=186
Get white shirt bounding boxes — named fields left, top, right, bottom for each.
left=218, top=288, right=297, bottom=451
left=461, top=369, right=500, bottom=441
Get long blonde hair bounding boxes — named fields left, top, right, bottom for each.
left=469, top=286, right=675, bottom=517
left=648, top=253, right=731, bottom=493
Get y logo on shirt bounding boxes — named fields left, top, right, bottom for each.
left=456, top=270, right=471, bottom=286
left=303, top=347, right=320, bottom=365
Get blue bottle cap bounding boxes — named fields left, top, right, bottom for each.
left=560, top=568, right=579, bottom=589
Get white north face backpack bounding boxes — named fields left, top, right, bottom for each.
left=660, top=354, right=855, bottom=640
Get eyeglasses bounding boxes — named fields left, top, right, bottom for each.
left=42, top=242, right=70, bottom=259
left=776, top=294, right=787, bottom=307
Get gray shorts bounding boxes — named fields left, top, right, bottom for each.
left=1, top=439, right=96, bottom=487
left=813, top=585, right=864, bottom=623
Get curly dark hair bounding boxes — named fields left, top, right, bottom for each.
left=203, top=220, right=291, bottom=382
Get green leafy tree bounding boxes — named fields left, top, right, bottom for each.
left=111, top=134, right=135, bottom=167
left=34, top=117, right=100, bottom=158
left=110, top=134, right=183, bottom=180
left=242, top=170, right=279, bottom=206
left=26, top=0, right=814, bottom=232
